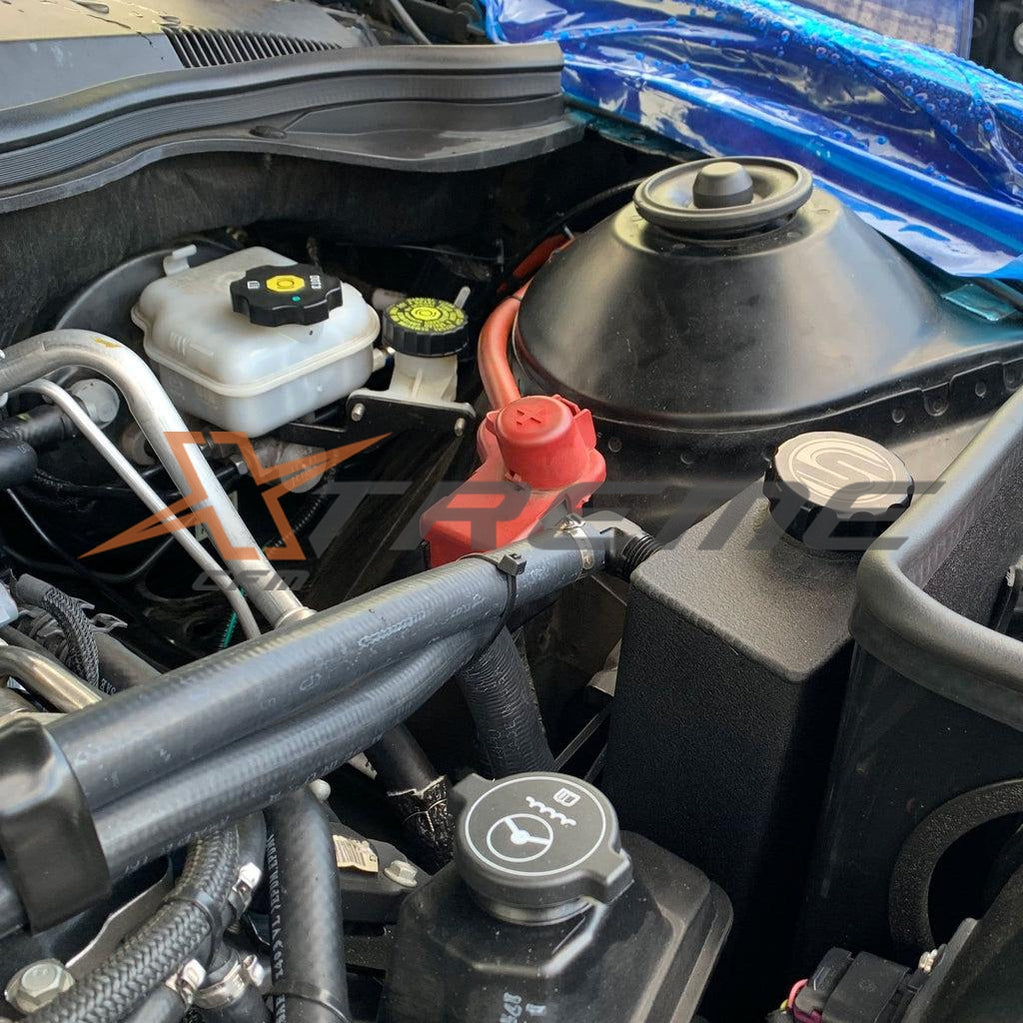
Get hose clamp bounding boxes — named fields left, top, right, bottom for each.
left=555, top=515, right=598, bottom=573
left=165, top=959, right=206, bottom=1006
left=194, top=954, right=266, bottom=1009
left=227, top=861, right=263, bottom=917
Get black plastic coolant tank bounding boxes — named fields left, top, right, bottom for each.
left=514, top=158, right=1023, bottom=531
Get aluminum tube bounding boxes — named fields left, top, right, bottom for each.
left=17, top=380, right=261, bottom=641
left=0, top=644, right=101, bottom=711
left=0, top=332, right=308, bottom=628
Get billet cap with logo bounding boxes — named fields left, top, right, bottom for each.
left=230, top=264, right=344, bottom=327
left=383, top=297, right=469, bottom=357
left=764, top=431, right=914, bottom=547
left=450, top=772, right=632, bottom=924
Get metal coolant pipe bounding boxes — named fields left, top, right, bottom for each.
left=0, top=644, right=101, bottom=711
left=0, top=331, right=309, bottom=630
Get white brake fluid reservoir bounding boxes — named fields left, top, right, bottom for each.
left=132, top=247, right=379, bottom=436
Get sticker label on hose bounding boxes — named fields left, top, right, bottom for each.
left=333, top=834, right=379, bottom=874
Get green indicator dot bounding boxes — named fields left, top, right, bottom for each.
left=291, top=295, right=301, bottom=302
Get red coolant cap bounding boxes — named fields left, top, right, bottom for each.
left=493, top=395, right=596, bottom=490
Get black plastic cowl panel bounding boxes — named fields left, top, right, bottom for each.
left=0, top=1, right=579, bottom=210
left=0, top=0, right=369, bottom=108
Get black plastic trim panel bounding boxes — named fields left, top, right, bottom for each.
left=0, top=44, right=581, bottom=212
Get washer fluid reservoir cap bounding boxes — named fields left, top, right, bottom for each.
left=634, top=156, right=813, bottom=237
left=230, top=264, right=344, bottom=327
left=451, top=772, right=632, bottom=924
left=764, top=431, right=914, bottom=547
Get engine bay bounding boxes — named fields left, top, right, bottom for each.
left=0, top=5, right=1022, bottom=1023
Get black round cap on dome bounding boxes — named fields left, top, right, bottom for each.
left=692, top=161, right=755, bottom=209
left=764, top=431, right=914, bottom=549
left=451, top=772, right=632, bottom=924
left=230, top=264, right=343, bottom=327
left=383, top=297, right=469, bottom=357
left=634, top=156, right=813, bottom=237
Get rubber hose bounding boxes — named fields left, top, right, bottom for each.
left=119, top=984, right=188, bottom=1023
left=198, top=946, right=271, bottom=1023
left=0, top=624, right=52, bottom=656
left=0, top=405, right=76, bottom=449
left=47, top=533, right=598, bottom=812
left=94, top=628, right=486, bottom=878
left=266, top=789, right=350, bottom=1023
left=0, top=633, right=482, bottom=938
left=27, top=828, right=239, bottom=1023
left=367, top=726, right=453, bottom=871
left=16, top=575, right=101, bottom=687
left=116, top=817, right=264, bottom=1023
left=0, top=438, right=38, bottom=489
left=455, top=627, right=555, bottom=776
left=94, top=632, right=159, bottom=691
left=366, top=725, right=439, bottom=793
left=236, top=813, right=267, bottom=879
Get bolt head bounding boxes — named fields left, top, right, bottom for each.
left=5, top=959, right=74, bottom=1012
left=383, top=859, right=419, bottom=888
left=69, top=378, right=121, bottom=429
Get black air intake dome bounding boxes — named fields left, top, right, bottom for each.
left=513, top=156, right=1023, bottom=531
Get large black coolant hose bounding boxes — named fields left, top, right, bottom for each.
left=26, top=828, right=239, bottom=1023
left=95, top=628, right=486, bottom=877
left=455, top=627, right=555, bottom=775
left=266, top=789, right=350, bottom=1023
left=0, top=632, right=483, bottom=937
left=44, top=529, right=602, bottom=813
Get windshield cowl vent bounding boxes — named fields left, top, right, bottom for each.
left=164, top=27, right=339, bottom=68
